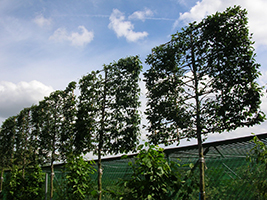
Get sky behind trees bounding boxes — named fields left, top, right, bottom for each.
left=1, top=0, right=267, bottom=146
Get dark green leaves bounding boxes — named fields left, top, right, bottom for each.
left=64, top=155, right=96, bottom=200
left=75, top=56, right=142, bottom=200
left=246, top=135, right=267, bottom=198
left=144, top=8, right=265, bottom=199
left=249, top=135, right=267, bottom=169
left=3, top=164, right=45, bottom=200
left=144, top=6, right=265, bottom=145
left=120, top=143, right=183, bottom=200
left=75, top=55, right=142, bottom=155
left=38, top=81, right=77, bottom=163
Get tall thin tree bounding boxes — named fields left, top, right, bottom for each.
left=38, top=81, right=76, bottom=200
left=15, top=108, right=33, bottom=177
left=144, top=6, right=265, bottom=200
left=0, top=116, right=16, bottom=195
left=75, top=56, right=142, bottom=200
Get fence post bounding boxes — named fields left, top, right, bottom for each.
left=45, top=173, right=48, bottom=200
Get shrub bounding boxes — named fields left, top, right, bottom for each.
left=118, top=143, right=183, bottom=200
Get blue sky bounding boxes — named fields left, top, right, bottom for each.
left=1, top=0, right=267, bottom=146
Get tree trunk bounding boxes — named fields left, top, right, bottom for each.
left=191, top=34, right=206, bottom=200
left=22, top=154, right=26, bottom=179
left=50, top=146, right=55, bottom=200
left=50, top=160, right=54, bottom=200
left=98, top=68, right=107, bottom=200
left=0, top=167, right=3, bottom=195
left=197, top=131, right=205, bottom=200
left=97, top=148, right=102, bottom=200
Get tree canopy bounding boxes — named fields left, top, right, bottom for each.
left=144, top=6, right=265, bottom=200
left=0, top=6, right=266, bottom=200
left=75, top=55, right=142, bottom=200
left=144, top=5, right=265, bottom=145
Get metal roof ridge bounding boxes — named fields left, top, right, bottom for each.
left=163, top=132, right=267, bottom=154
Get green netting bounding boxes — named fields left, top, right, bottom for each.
left=38, top=158, right=136, bottom=200
left=2, top=133, right=267, bottom=199
left=164, top=133, right=267, bottom=199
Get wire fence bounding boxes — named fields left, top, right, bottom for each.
left=2, top=133, right=267, bottom=200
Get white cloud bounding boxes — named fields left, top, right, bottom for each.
left=128, top=8, right=153, bottom=22
left=177, top=0, right=189, bottom=6
left=258, top=70, right=267, bottom=87
left=173, top=0, right=267, bottom=47
left=49, top=27, right=68, bottom=41
left=33, top=14, right=52, bottom=28
left=108, top=9, right=148, bottom=42
left=49, top=26, right=94, bottom=47
left=174, top=0, right=221, bottom=26
left=0, top=80, right=54, bottom=119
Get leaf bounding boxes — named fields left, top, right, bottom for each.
left=138, top=144, right=144, bottom=151
left=121, top=154, right=128, bottom=159
left=189, top=163, right=194, bottom=169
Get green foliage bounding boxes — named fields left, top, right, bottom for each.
left=144, top=6, right=265, bottom=200
left=247, top=136, right=267, bottom=199
left=119, top=143, right=183, bottom=200
left=175, top=167, right=199, bottom=200
left=30, top=104, right=47, bottom=165
left=0, top=109, right=45, bottom=200
left=0, top=116, right=16, bottom=168
left=0, top=56, right=142, bottom=200
left=144, top=5, right=265, bottom=145
left=38, top=81, right=77, bottom=163
left=3, top=165, right=45, bottom=200
left=234, top=164, right=267, bottom=200
left=75, top=56, right=142, bottom=155
left=249, top=135, right=267, bottom=167
left=75, top=56, right=142, bottom=200
left=64, top=155, right=96, bottom=200
left=198, top=137, right=267, bottom=200
left=15, top=107, right=42, bottom=170
left=36, top=81, right=77, bottom=199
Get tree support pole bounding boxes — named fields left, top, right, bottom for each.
left=50, top=146, right=55, bottom=200
left=0, top=168, right=3, bottom=196
left=50, top=162, right=54, bottom=200
left=191, top=33, right=206, bottom=200
left=97, top=146, right=102, bottom=200
left=45, top=173, right=48, bottom=200
left=98, top=67, right=107, bottom=200
left=197, top=133, right=205, bottom=200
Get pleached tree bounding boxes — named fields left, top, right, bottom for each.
left=38, top=81, right=77, bottom=200
left=0, top=116, right=16, bottom=195
left=15, top=108, right=33, bottom=176
left=144, top=6, right=265, bottom=200
left=31, top=104, right=46, bottom=164
left=0, top=107, right=45, bottom=200
left=75, top=56, right=142, bottom=200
